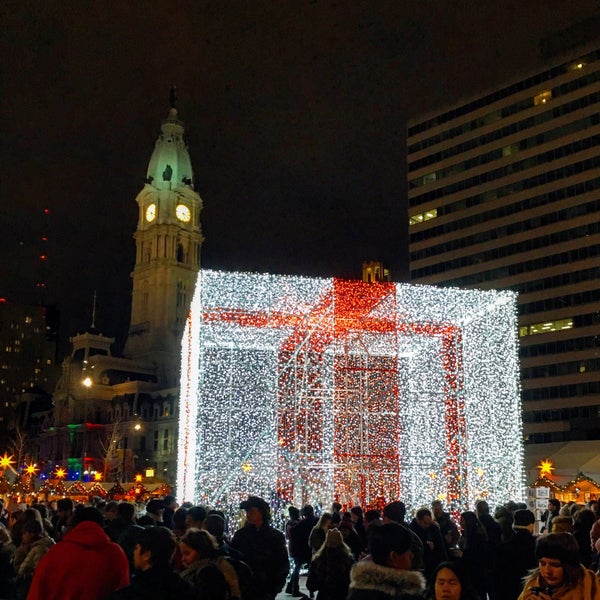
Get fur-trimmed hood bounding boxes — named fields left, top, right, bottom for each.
left=349, top=561, right=425, bottom=598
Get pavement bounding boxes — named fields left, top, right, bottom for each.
left=276, top=573, right=311, bottom=600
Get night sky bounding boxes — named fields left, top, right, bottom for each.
left=1, top=1, right=598, bottom=354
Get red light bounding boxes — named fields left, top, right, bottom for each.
left=44, top=208, right=50, bottom=214
left=40, top=255, right=47, bottom=260
left=0, top=298, right=6, bottom=303
left=41, top=236, right=47, bottom=241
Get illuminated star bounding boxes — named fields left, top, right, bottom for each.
left=54, top=467, right=66, bottom=479
left=0, top=453, right=15, bottom=470
left=25, top=463, right=39, bottom=476
left=537, top=459, right=555, bottom=478
left=93, top=472, right=103, bottom=481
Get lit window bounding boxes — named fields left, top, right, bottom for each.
left=409, top=209, right=437, bottom=226
left=569, top=61, right=585, bottom=70
left=521, top=317, right=573, bottom=336
left=25, top=316, right=32, bottom=324
left=534, top=90, right=552, bottom=106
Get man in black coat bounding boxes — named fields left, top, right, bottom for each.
left=492, top=509, right=537, bottom=600
left=409, top=508, right=447, bottom=580
left=287, top=505, right=318, bottom=595
left=231, top=496, right=289, bottom=600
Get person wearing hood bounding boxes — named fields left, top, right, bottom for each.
left=348, top=523, right=425, bottom=600
left=13, top=520, right=54, bottom=599
left=26, top=506, right=129, bottom=600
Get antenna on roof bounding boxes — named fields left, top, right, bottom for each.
left=91, top=290, right=97, bottom=330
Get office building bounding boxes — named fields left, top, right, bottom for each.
left=407, top=44, right=600, bottom=476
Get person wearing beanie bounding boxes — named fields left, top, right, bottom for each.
left=493, top=509, right=537, bottom=599
left=518, top=532, right=600, bottom=600
left=306, top=528, right=354, bottom=600
left=382, top=501, right=424, bottom=572
left=348, top=523, right=425, bottom=600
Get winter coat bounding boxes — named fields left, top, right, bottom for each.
left=110, top=566, right=194, bottom=600
left=518, top=566, right=600, bottom=600
left=348, top=561, right=425, bottom=600
left=180, top=559, right=229, bottom=600
left=230, top=523, right=289, bottom=600
left=26, top=520, right=129, bottom=600
left=15, top=536, right=54, bottom=599
left=492, top=529, right=536, bottom=600
left=408, top=520, right=447, bottom=580
left=310, top=526, right=327, bottom=555
left=289, top=516, right=318, bottom=563
left=306, top=546, right=353, bottom=600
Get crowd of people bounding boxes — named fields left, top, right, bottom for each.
left=0, top=494, right=599, bottom=599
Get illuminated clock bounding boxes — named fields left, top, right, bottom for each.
left=176, top=204, right=191, bottom=222
left=145, top=203, right=156, bottom=222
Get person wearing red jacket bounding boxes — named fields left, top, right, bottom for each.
left=27, top=506, right=129, bottom=600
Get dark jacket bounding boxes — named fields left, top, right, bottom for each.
left=181, top=560, right=229, bottom=600
left=231, top=523, right=289, bottom=600
left=111, top=566, right=194, bottom=600
left=492, top=529, right=536, bottom=600
left=289, top=516, right=318, bottom=563
left=408, top=519, right=447, bottom=580
left=306, top=546, right=353, bottom=600
left=347, top=561, right=425, bottom=600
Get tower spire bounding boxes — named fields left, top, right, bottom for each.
left=169, top=85, right=177, bottom=109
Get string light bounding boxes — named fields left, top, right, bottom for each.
left=177, top=270, right=524, bottom=512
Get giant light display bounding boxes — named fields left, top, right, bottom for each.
left=177, top=270, right=524, bottom=511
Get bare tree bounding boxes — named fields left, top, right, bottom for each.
left=8, top=427, right=30, bottom=470
left=98, top=420, right=123, bottom=483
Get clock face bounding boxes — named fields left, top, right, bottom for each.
left=145, top=203, right=156, bottom=222
left=176, top=204, right=191, bottom=222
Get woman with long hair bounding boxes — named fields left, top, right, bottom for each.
left=452, top=511, right=489, bottom=599
left=180, top=528, right=230, bottom=600
left=307, top=528, right=354, bottom=600
left=426, top=561, right=478, bottom=600
left=309, top=512, right=333, bottom=555
left=518, top=532, right=600, bottom=600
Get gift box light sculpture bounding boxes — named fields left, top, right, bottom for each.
left=177, top=270, right=524, bottom=511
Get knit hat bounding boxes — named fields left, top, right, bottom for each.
left=535, top=532, right=580, bottom=567
left=325, top=528, right=343, bottom=548
left=513, top=509, right=535, bottom=527
left=383, top=501, right=406, bottom=523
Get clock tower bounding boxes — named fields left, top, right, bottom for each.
left=124, top=97, right=203, bottom=386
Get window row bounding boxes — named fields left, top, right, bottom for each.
left=411, top=220, right=600, bottom=279
left=520, top=335, right=600, bottom=358
left=438, top=263, right=599, bottom=292
left=522, top=357, right=600, bottom=379
left=519, top=317, right=573, bottom=338
left=410, top=132, right=600, bottom=206
left=409, top=175, right=600, bottom=244
left=409, top=111, right=600, bottom=189
left=523, top=380, right=600, bottom=402
left=523, top=404, right=600, bottom=423
left=408, top=50, right=600, bottom=143
left=525, top=427, right=600, bottom=444
left=411, top=197, right=600, bottom=262
left=409, top=85, right=600, bottom=171
left=521, top=289, right=600, bottom=317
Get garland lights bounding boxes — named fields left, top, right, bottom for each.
left=177, top=270, right=524, bottom=512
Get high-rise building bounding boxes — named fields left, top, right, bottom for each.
left=407, top=45, right=600, bottom=473
left=0, top=300, right=58, bottom=436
